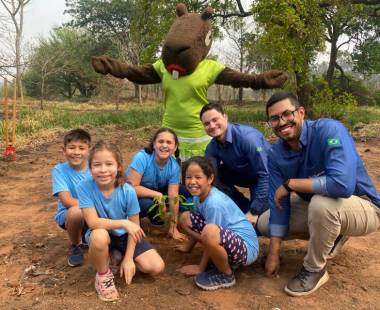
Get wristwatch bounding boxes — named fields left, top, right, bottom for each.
left=283, top=179, right=293, bottom=192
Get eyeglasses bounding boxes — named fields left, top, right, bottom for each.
left=267, top=108, right=299, bottom=127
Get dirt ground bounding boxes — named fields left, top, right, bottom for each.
left=0, top=126, right=379, bottom=310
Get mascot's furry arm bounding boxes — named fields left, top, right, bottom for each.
left=215, top=68, right=287, bottom=90
left=92, top=2, right=287, bottom=89
left=92, top=56, right=287, bottom=89
left=92, top=56, right=160, bottom=84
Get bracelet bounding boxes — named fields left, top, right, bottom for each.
left=283, top=179, right=293, bottom=192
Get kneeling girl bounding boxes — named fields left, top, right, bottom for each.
left=78, top=140, right=164, bottom=302
left=178, top=156, right=259, bottom=290
left=126, top=128, right=187, bottom=241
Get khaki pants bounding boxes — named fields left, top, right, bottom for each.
left=257, top=194, right=380, bottom=272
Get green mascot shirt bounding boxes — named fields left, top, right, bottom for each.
left=153, top=58, right=225, bottom=158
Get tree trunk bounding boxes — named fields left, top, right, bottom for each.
left=134, top=83, right=139, bottom=100
left=238, top=87, right=243, bottom=103
left=217, top=85, right=223, bottom=103
left=138, top=84, right=142, bottom=104
left=295, top=72, right=312, bottom=112
left=40, top=76, right=45, bottom=110
left=238, top=49, right=244, bottom=104
left=2, top=0, right=31, bottom=106
left=326, top=37, right=338, bottom=87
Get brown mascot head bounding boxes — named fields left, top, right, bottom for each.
left=162, top=3, right=214, bottom=77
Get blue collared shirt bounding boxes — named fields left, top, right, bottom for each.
left=268, top=119, right=380, bottom=237
left=205, top=123, right=270, bottom=214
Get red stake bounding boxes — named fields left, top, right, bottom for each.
left=3, top=78, right=16, bottom=161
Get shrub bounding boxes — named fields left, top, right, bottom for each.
left=311, top=83, right=358, bottom=120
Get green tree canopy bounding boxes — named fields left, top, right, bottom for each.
left=24, top=27, right=115, bottom=101
left=252, top=0, right=325, bottom=106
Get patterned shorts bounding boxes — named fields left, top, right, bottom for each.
left=189, top=212, right=248, bottom=265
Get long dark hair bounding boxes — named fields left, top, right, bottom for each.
left=145, top=127, right=180, bottom=164
left=89, top=140, right=126, bottom=187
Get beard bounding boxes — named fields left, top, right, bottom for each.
left=275, top=121, right=301, bottom=141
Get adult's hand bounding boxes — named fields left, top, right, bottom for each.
left=274, top=185, right=290, bottom=209
left=265, top=252, right=280, bottom=277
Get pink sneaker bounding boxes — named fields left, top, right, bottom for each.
left=95, top=269, right=119, bottom=302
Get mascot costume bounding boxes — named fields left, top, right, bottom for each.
left=92, top=3, right=288, bottom=157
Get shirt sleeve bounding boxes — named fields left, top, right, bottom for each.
left=268, top=151, right=291, bottom=237
left=77, top=180, right=95, bottom=209
left=51, top=166, right=69, bottom=197
left=311, top=121, right=357, bottom=198
left=124, top=184, right=141, bottom=217
left=152, top=59, right=164, bottom=79
left=203, top=205, right=224, bottom=226
left=207, top=60, right=226, bottom=87
left=193, top=197, right=201, bottom=213
left=168, top=160, right=180, bottom=185
left=129, top=151, right=148, bottom=175
left=205, top=142, right=220, bottom=170
left=244, top=134, right=269, bottom=214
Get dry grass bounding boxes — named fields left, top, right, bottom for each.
left=1, top=99, right=380, bottom=156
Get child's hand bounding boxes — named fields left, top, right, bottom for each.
left=245, top=211, right=258, bottom=226
left=176, top=264, right=202, bottom=276
left=168, top=226, right=188, bottom=242
left=125, top=221, right=145, bottom=243
left=154, top=192, right=164, bottom=202
left=120, top=258, right=136, bottom=285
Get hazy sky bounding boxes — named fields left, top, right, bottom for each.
left=22, top=0, right=253, bottom=41
left=6, top=0, right=328, bottom=64
left=24, top=0, right=70, bottom=41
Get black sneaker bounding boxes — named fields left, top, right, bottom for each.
left=327, top=235, right=349, bottom=260
left=67, top=244, right=84, bottom=267
left=284, top=266, right=329, bottom=296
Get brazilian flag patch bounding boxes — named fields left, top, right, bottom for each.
left=256, top=146, right=263, bottom=153
left=327, top=138, right=341, bottom=146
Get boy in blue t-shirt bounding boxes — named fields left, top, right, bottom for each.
left=51, top=129, right=91, bottom=267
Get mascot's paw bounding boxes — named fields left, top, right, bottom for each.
left=257, top=70, right=289, bottom=89
left=91, top=56, right=111, bottom=75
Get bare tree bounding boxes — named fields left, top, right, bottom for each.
left=0, top=14, right=13, bottom=77
left=0, top=0, right=31, bottom=102
left=30, top=46, right=68, bottom=109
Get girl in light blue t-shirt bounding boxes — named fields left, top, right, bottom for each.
left=177, top=156, right=259, bottom=291
left=78, top=140, right=164, bottom=302
left=126, top=127, right=188, bottom=241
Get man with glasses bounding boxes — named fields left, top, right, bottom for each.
left=200, top=103, right=270, bottom=224
left=257, top=91, right=380, bottom=296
